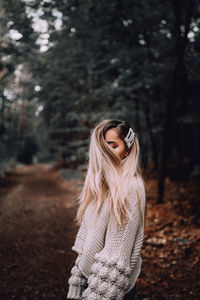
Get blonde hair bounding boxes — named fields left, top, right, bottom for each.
left=75, top=119, right=146, bottom=228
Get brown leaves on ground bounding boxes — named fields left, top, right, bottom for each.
left=0, top=165, right=199, bottom=299
left=138, top=176, right=200, bottom=300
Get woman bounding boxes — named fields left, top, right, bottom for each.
left=67, top=119, right=146, bottom=300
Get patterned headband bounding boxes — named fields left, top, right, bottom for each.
left=124, top=128, right=135, bottom=148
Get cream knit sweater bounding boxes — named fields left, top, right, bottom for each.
left=67, top=177, right=146, bottom=300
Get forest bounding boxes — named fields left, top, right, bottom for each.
left=0, top=0, right=200, bottom=299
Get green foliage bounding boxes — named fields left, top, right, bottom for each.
left=1, top=0, right=200, bottom=170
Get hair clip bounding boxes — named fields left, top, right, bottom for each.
left=124, top=128, right=135, bottom=148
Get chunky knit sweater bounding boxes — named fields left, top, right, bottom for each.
left=67, top=177, right=146, bottom=300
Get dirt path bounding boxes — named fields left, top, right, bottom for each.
left=0, top=164, right=80, bottom=300
left=0, top=164, right=199, bottom=300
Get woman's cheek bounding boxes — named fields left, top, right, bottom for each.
left=114, top=148, right=119, bottom=154
left=116, top=149, right=123, bottom=158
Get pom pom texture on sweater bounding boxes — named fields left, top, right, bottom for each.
left=81, top=255, right=131, bottom=300
left=67, top=255, right=88, bottom=299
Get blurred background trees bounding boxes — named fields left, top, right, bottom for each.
left=0, top=0, right=199, bottom=201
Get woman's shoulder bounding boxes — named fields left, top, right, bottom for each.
left=128, top=176, right=146, bottom=206
left=137, top=176, right=146, bottom=196
left=129, top=175, right=145, bottom=191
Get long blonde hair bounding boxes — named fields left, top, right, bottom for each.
left=75, top=119, right=146, bottom=228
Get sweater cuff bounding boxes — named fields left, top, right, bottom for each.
left=67, top=284, right=82, bottom=299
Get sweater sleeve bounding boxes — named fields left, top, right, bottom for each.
left=81, top=187, right=145, bottom=300
left=67, top=254, right=88, bottom=299
left=130, top=183, right=146, bottom=270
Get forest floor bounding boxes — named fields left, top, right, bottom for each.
left=0, top=164, right=199, bottom=300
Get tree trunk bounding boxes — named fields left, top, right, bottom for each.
left=157, top=0, right=196, bottom=203
left=144, top=101, right=159, bottom=170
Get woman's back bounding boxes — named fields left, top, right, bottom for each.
left=67, top=120, right=146, bottom=300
